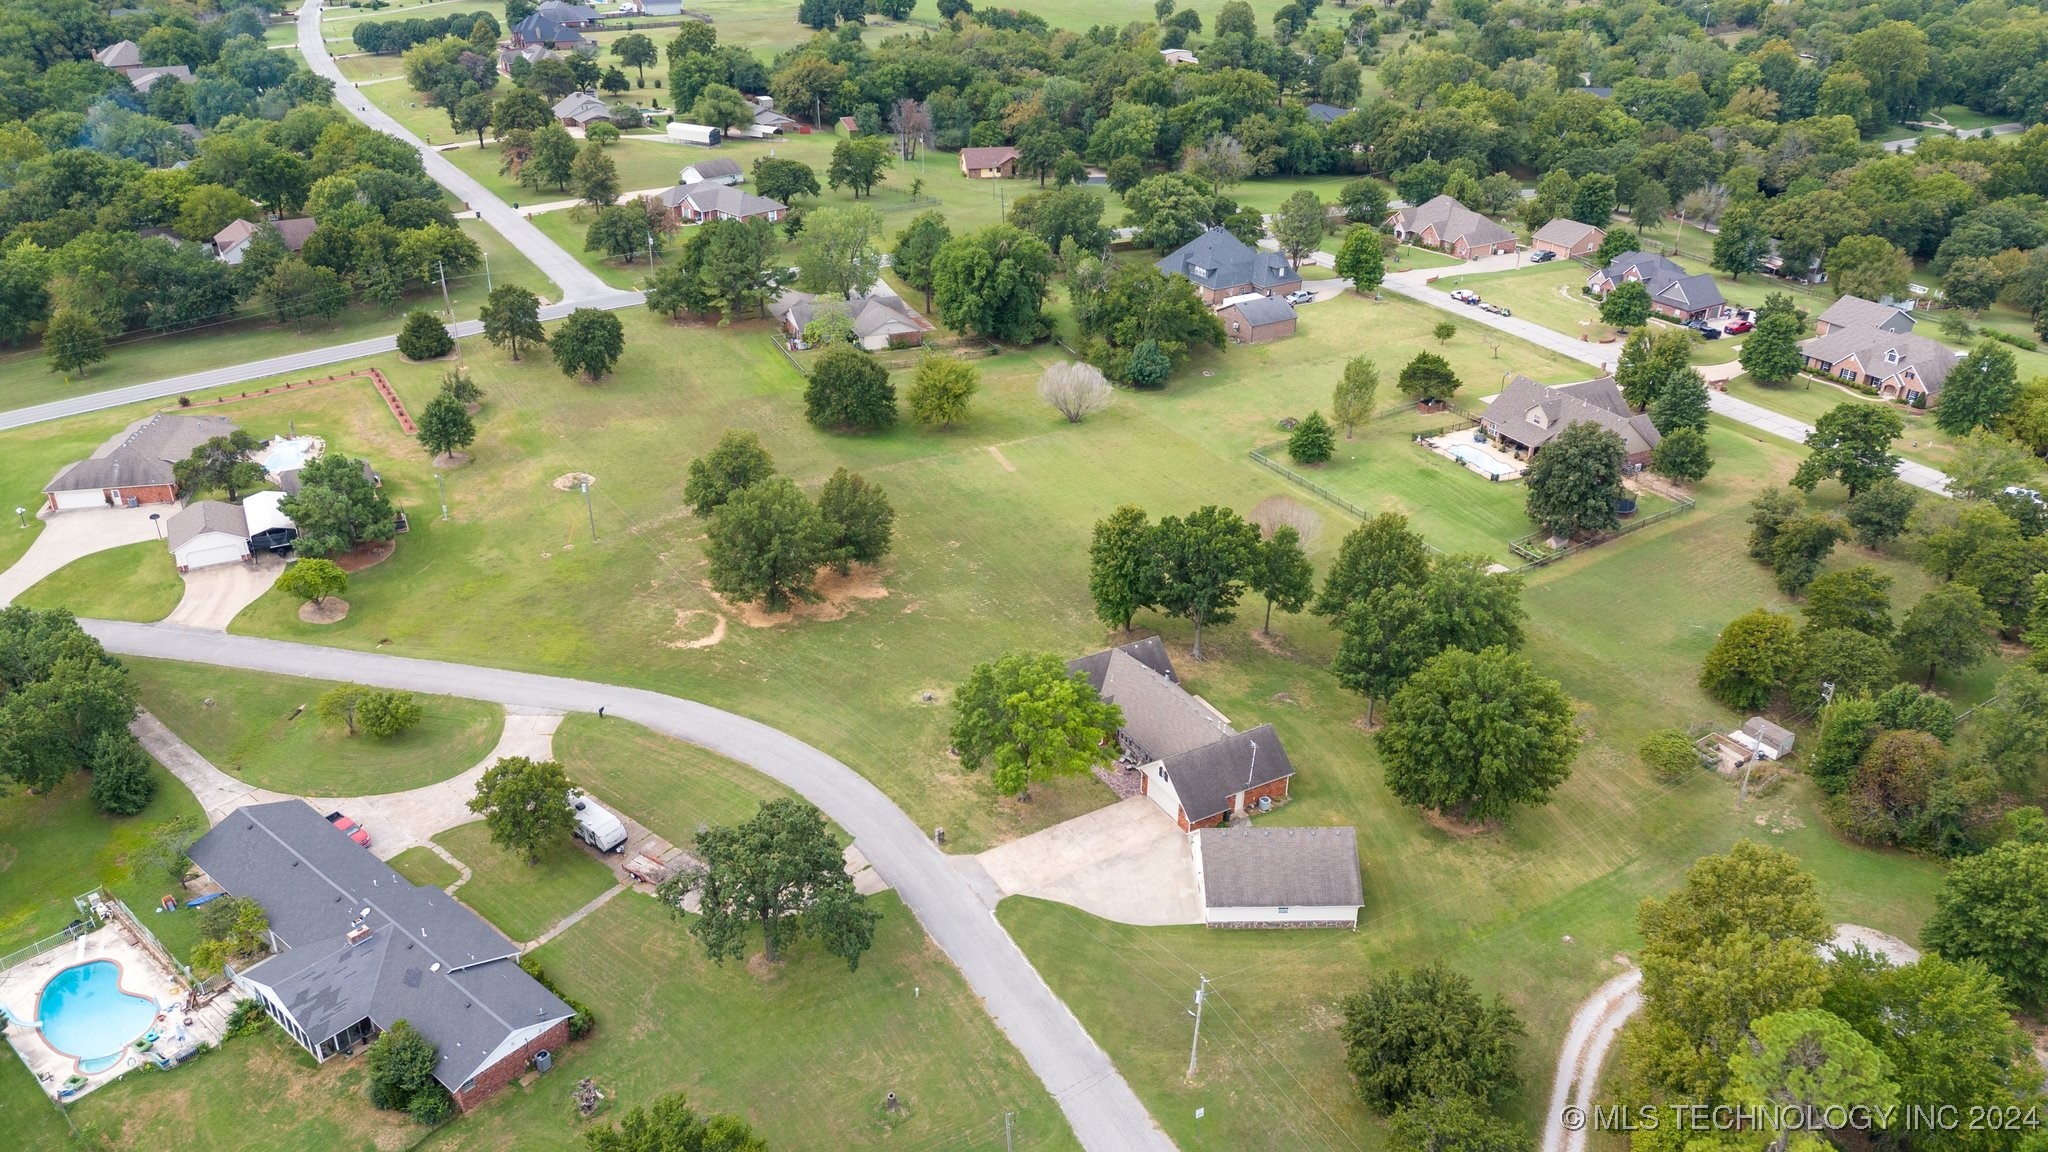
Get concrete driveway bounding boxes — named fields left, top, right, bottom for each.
left=974, top=796, right=1201, bottom=926
left=0, top=505, right=166, bottom=607
left=321, top=707, right=564, bottom=859
left=166, top=554, right=283, bottom=630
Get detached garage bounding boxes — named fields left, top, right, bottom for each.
left=167, top=501, right=250, bottom=571
left=1193, top=826, right=1363, bottom=928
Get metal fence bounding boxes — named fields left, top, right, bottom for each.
left=0, top=895, right=106, bottom=974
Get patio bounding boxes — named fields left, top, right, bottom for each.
left=1422, top=429, right=1528, bottom=482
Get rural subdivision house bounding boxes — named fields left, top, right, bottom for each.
left=42, top=413, right=236, bottom=512
left=770, top=288, right=934, bottom=351
left=508, top=11, right=586, bottom=50
left=1798, top=325, right=1957, bottom=404
left=552, top=91, right=612, bottom=128
left=213, top=217, right=316, bottom=265
left=1159, top=48, right=1198, bottom=66
left=1530, top=218, right=1606, bottom=260
left=657, top=181, right=787, bottom=225
left=1217, top=294, right=1298, bottom=344
left=1069, top=639, right=1296, bottom=831
left=1815, top=295, right=1917, bottom=337
left=730, top=97, right=802, bottom=138
left=958, top=146, right=1019, bottom=179
left=1585, top=251, right=1728, bottom=323
left=1193, top=826, right=1364, bottom=928
left=1478, top=375, right=1661, bottom=466
left=189, top=802, right=575, bottom=1113
left=1303, top=102, right=1352, bottom=124
left=1155, top=227, right=1302, bottom=306
left=679, top=158, right=743, bottom=186
left=534, top=0, right=598, bottom=24
left=1386, top=194, right=1518, bottom=258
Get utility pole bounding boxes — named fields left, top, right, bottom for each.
left=580, top=480, right=597, bottom=541
left=436, top=259, right=453, bottom=318
left=483, top=252, right=492, bottom=292
left=435, top=473, right=449, bottom=521
left=1185, top=974, right=1210, bottom=1081
left=1004, top=1112, right=1013, bottom=1151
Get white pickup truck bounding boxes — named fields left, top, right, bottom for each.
left=568, top=789, right=628, bottom=853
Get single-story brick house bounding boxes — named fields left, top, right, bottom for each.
left=656, top=181, right=787, bottom=225
left=1815, top=295, right=1916, bottom=337
left=1156, top=227, right=1302, bottom=305
left=1070, top=640, right=1296, bottom=831
left=1386, top=194, right=1518, bottom=258
left=552, top=91, right=613, bottom=128
left=1218, top=294, right=1297, bottom=344
left=1531, top=217, right=1605, bottom=259
left=1194, top=826, right=1364, bottom=928
left=771, top=289, right=935, bottom=351
left=509, top=12, right=586, bottom=49
left=1479, top=374, right=1661, bottom=466
left=189, top=801, right=575, bottom=1113
left=214, top=217, right=316, bottom=265
left=959, top=146, right=1019, bottom=179
left=42, top=413, right=237, bottom=512
left=1798, top=326, right=1957, bottom=404
left=167, top=500, right=251, bottom=571
left=1586, top=251, right=1728, bottom=322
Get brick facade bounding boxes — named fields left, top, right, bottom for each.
left=1177, top=775, right=1293, bottom=832
left=45, top=481, right=178, bottom=511
left=450, top=1018, right=569, bottom=1112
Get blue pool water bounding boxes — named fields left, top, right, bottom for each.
left=1446, top=443, right=1511, bottom=478
left=38, top=961, right=157, bottom=1065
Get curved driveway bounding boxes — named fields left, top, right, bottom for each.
left=82, top=619, right=1176, bottom=1152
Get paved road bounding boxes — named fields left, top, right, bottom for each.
left=1377, top=264, right=1955, bottom=495
left=83, top=620, right=1177, bottom=1152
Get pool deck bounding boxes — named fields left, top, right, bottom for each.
left=0, top=917, right=237, bottom=1104
left=1422, top=430, right=1529, bottom=481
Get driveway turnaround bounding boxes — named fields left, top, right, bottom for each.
left=0, top=506, right=164, bottom=606
left=84, top=620, right=1177, bottom=1152
left=975, top=796, right=1201, bottom=926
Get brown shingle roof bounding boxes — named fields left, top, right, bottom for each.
left=959, top=146, right=1019, bottom=169
left=166, top=500, right=248, bottom=551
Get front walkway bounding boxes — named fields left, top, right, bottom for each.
left=972, top=796, right=1201, bottom=926
left=0, top=506, right=166, bottom=607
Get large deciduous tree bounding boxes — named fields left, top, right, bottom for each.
left=816, top=468, right=893, bottom=573
left=683, top=429, right=774, bottom=517
left=1396, top=352, right=1461, bottom=406
left=704, top=477, right=830, bottom=610
left=466, top=756, right=575, bottom=865
left=1089, top=505, right=1155, bottom=633
left=1250, top=525, right=1314, bottom=635
left=659, top=798, right=880, bottom=970
left=1150, top=505, right=1261, bottom=660
left=1923, top=838, right=2048, bottom=1010
left=279, top=453, right=396, bottom=559
left=1375, top=647, right=1579, bottom=823
left=1896, top=583, right=1998, bottom=687
left=1793, top=404, right=1904, bottom=497
left=1314, top=512, right=1432, bottom=619
left=415, top=391, right=476, bottom=460
left=906, top=354, right=978, bottom=428
left=1739, top=309, right=1805, bottom=385
left=804, top=345, right=897, bottom=431
left=794, top=204, right=884, bottom=300
left=949, top=651, right=1124, bottom=798
left=1272, top=190, right=1327, bottom=265
left=547, top=307, right=626, bottom=381
left=931, top=224, right=1057, bottom=344
left=479, top=284, right=543, bottom=360
left=1339, top=962, right=1525, bottom=1113
left=890, top=210, right=951, bottom=314
left=1332, top=356, right=1378, bottom=436
left=1699, top=607, right=1803, bottom=710
left=1935, top=342, right=2022, bottom=435
left=173, top=430, right=264, bottom=502
left=1334, top=226, right=1384, bottom=294
left=0, top=608, right=139, bottom=795
left=1523, top=421, right=1626, bottom=539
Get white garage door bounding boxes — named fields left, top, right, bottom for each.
left=176, top=537, right=247, bottom=570
left=50, top=489, right=106, bottom=511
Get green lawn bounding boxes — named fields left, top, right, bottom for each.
left=13, top=541, right=185, bottom=622
left=387, top=844, right=462, bottom=889
left=128, top=659, right=504, bottom=795
left=431, top=820, right=617, bottom=943
left=554, top=714, right=798, bottom=840
left=0, top=218, right=550, bottom=413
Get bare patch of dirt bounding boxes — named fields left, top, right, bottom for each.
left=1419, top=807, right=1499, bottom=838
left=331, top=541, right=394, bottom=573
left=745, top=953, right=782, bottom=981
left=1250, top=628, right=1297, bottom=658
left=299, top=597, right=350, bottom=624
left=1251, top=495, right=1325, bottom=545
left=986, top=445, right=1017, bottom=472
left=703, top=564, right=890, bottom=628
left=432, top=451, right=471, bottom=469
left=665, top=608, right=727, bottom=649
left=551, top=471, right=597, bottom=491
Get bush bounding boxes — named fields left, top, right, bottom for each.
left=88, top=730, right=157, bottom=815
left=397, top=310, right=454, bottom=360
left=1983, top=329, right=2037, bottom=351
left=1638, top=730, right=1702, bottom=781
left=519, top=955, right=596, bottom=1039
left=225, top=999, right=272, bottom=1039
left=1287, top=411, right=1336, bottom=464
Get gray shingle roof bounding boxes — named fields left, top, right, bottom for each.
left=1304, top=102, right=1351, bottom=123
left=1390, top=195, right=1515, bottom=248
left=1161, top=724, right=1294, bottom=824
left=660, top=180, right=784, bottom=219
left=1156, top=227, right=1300, bottom=293
left=1818, top=295, right=1915, bottom=333
left=1098, top=648, right=1235, bottom=762
left=681, top=158, right=743, bottom=182
left=1593, top=251, right=1686, bottom=286
left=1480, top=374, right=1661, bottom=456
left=536, top=0, right=597, bottom=19
left=1225, top=295, right=1297, bottom=327
left=1197, top=825, right=1361, bottom=908
left=166, top=500, right=248, bottom=551
left=1798, top=326, right=1958, bottom=394
left=513, top=12, right=585, bottom=43
left=1743, top=717, right=1795, bottom=747
left=1532, top=218, right=1601, bottom=248
left=44, top=413, right=236, bottom=493
left=770, top=289, right=930, bottom=340
left=1067, top=636, right=1175, bottom=693
left=552, top=91, right=612, bottom=123
left=95, top=40, right=142, bottom=69
left=191, top=802, right=571, bottom=1092
left=1654, top=272, right=1726, bottom=312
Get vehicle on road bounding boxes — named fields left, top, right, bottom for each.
left=326, top=811, right=371, bottom=848
left=1449, top=288, right=1479, bottom=303
left=570, top=789, right=629, bottom=853
left=1481, top=303, right=1513, bottom=316
left=1283, top=289, right=1315, bottom=305
left=1529, top=249, right=1557, bottom=263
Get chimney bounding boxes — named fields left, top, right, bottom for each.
left=346, top=924, right=373, bottom=947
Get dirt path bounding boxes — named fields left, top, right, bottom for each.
left=1540, top=925, right=1919, bottom=1152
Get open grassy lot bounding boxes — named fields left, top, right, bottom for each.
left=13, top=542, right=186, bottom=623
left=128, top=658, right=504, bottom=795
left=0, top=218, right=551, bottom=413
left=430, top=820, right=617, bottom=942
left=387, top=844, right=462, bottom=889
left=554, top=713, right=798, bottom=837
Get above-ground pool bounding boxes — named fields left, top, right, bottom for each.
left=36, top=961, right=157, bottom=1069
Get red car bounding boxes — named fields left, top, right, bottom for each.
left=326, top=811, right=372, bottom=848
left=1722, top=318, right=1753, bottom=334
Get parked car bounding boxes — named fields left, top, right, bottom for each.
left=2003, top=485, right=2045, bottom=507
left=1283, top=289, right=1315, bottom=305
left=1723, top=318, right=1753, bottom=334
left=1696, top=325, right=1723, bottom=339
left=326, top=811, right=371, bottom=848
left=1529, top=249, right=1557, bottom=263
left=1480, top=303, right=1513, bottom=317
left=569, top=789, right=629, bottom=853
left=1449, top=288, right=1479, bottom=303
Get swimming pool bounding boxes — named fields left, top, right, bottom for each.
left=36, top=961, right=158, bottom=1070
left=1445, top=443, right=1512, bottom=479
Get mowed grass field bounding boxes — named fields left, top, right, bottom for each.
left=128, top=659, right=504, bottom=795
left=13, top=541, right=186, bottom=622
left=430, top=819, right=617, bottom=942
